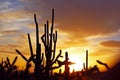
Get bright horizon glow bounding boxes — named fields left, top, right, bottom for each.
left=69, top=56, right=84, bottom=72
left=62, top=47, right=87, bottom=72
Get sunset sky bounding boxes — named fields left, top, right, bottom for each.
left=0, top=0, right=120, bottom=72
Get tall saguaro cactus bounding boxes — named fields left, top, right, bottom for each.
left=33, top=14, right=44, bottom=79
left=41, top=9, right=64, bottom=78
left=86, top=50, right=88, bottom=70
left=16, top=14, right=44, bottom=80
left=16, top=9, right=65, bottom=79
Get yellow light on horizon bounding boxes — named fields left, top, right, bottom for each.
left=69, top=56, right=84, bottom=72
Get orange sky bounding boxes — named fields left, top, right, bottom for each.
left=0, top=0, right=120, bottom=72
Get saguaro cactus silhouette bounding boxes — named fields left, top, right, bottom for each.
left=16, top=49, right=34, bottom=80
left=41, top=9, right=65, bottom=78
left=86, top=50, right=88, bottom=70
left=4, top=57, right=18, bottom=80
left=5, top=57, right=18, bottom=72
left=16, top=9, right=65, bottom=80
left=16, top=14, right=44, bottom=80
left=64, top=52, right=69, bottom=80
left=0, top=57, right=18, bottom=80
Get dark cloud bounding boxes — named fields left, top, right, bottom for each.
left=100, top=40, right=120, bottom=48
left=19, top=0, right=120, bottom=38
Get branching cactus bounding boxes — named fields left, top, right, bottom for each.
left=16, top=15, right=44, bottom=79
left=16, top=9, right=66, bottom=80
left=5, top=56, right=18, bottom=72
left=3, top=57, right=18, bottom=80
left=16, top=50, right=34, bottom=80
left=41, top=9, right=65, bottom=78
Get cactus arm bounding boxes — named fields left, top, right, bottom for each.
left=28, top=33, right=34, bottom=57
left=49, top=9, right=54, bottom=54
left=28, top=55, right=35, bottom=63
left=44, top=24, right=47, bottom=45
left=51, top=50, right=62, bottom=65
left=4, top=61, right=9, bottom=69
left=104, top=64, right=110, bottom=70
left=50, top=65, right=62, bottom=70
left=34, top=14, right=43, bottom=65
left=41, top=53, right=44, bottom=62
left=96, top=60, right=104, bottom=65
left=34, top=14, right=39, bottom=45
left=50, top=59, right=65, bottom=70
left=96, top=60, right=110, bottom=70
left=11, top=56, right=18, bottom=66
left=51, top=9, right=54, bottom=31
left=51, top=31, right=57, bottom=61
left=46, top=20, right=49, bottom=46
left=1, top=58, right=3, bottom=65
left=41, top=34, right=46, bottom=45
left=36, top=43, right=41, bottom=63
left=16, top=49, right=28, bottom=61
left=44, top=60, right=63, bottom=70
left=54, top=50, right=61, bottom=61
left=34, top=14, right=40, bottom=60
left=6, top=57, right=11, bottom=66
left=53, top=31, right=57, bottom=43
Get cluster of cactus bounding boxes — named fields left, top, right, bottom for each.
left=0, top=56, right=18, bottom=80
left=15, top=9, right=66, bottom=80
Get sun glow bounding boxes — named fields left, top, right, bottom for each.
left=69, top=55, right=84, bottom=72
left=62, top=47, right=88, bottom=72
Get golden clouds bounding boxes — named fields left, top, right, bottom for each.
left=0, top=30, right=19, bottom=35
left=0, top=44, right=20, bottom=54
left=0, top=10, right=32, bottom=21
left=100, top=40, right=120, bottom=48
left=0, top=0, right=120, bottom=71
